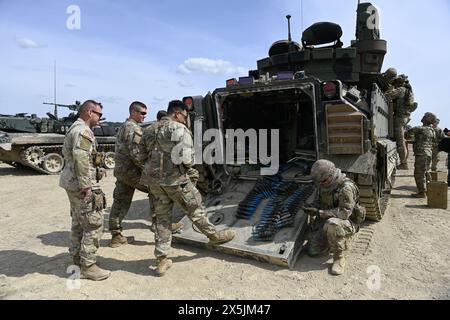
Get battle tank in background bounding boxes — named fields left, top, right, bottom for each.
left=0, top=101, right=117, bottom=174
left=174, top=2, right=398, bottom=268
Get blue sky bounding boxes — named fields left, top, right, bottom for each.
left=0, top=0, right=449, bottom=125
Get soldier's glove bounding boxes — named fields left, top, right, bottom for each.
left=92, top=189, right=107, bottom=211
left=186, top=168, right=200, bottom=186
left=302, top=207, right=319, bottom=216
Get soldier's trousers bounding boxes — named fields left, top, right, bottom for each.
left=414, top=154, right=431, bottom=193
left=66, top=190, right=104, bottom=267
left=308, top=217, right=355, bottom=257
left=149, top=180, right=216, bottom=259
left=109, top=178, right=152, bottom=235
left=431, top=148, right=439, bottom=172
left=394, top=116, right=408, bottom=165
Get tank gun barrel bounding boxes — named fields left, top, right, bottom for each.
left=43, top=101, right=81, bottom=112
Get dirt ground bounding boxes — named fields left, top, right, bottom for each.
left=0, top=153, right=449, bottom=300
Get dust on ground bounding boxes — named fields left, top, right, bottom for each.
left=0, top=154, right=449, bottom=300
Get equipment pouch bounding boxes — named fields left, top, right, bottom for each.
left=92, top=189, right=107, bottom=211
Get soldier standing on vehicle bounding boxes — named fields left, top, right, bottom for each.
left=405, top=113, right=437, bottom=198
left=385, top=75, right=417, bottom=170
left=59, top=100, right=110, bottom=281
left=139, top=100, right=235, bottom=276
left=303, top=160, right=365, bottom=276
left=381, top=67, right=397, bottom=91
left=431, top=118, right=445, bottom=172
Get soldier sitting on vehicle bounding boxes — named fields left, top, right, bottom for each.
left=303, top=160, right=366, bottom=276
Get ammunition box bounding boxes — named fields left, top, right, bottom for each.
left=427, top=181, right=448, bottom=209
left=430, top=171, right=447, bottom=182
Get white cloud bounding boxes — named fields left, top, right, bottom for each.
left=94, top=96, right=124, bottom=104
left=16, top=37, right=44, bottom=49
left=152, top=96, right=165, bottom=102
left=178, top=79, right=193, bottom=88
left=177, top=58, right=246, bottom=76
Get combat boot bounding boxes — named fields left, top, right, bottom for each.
left=208, top=229, right=235, bottom=245
left=155, top=257, right=172, bottom=277
left=171, top=222, right=183, bottom=233
left=109, top=233, right=133, bottom=248
left=81, top=264, right=111, bottom=281
left=398, top=163, right=409, bottom=170
left=411, top=192, right=427, bottom=198
left=330, top=254, right=346, bottom=276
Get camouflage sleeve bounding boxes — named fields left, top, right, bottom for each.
left=323, top=184, right=356, bottom=220
left=73, top=130, right=93, bottom=189
left=385, top=87, right=405, bottom=100
left=127, top=125, right=143, bottom=168
left=138, top=134, right=148, bottom=165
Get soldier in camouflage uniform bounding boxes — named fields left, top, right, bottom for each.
left=385, top=75, right=417, bottom=170
left=109, top=103, right=182, bottom=247
left=59, top=100, right=110, bottom=281
left=405, top=113, right=437, bottom=198
left=139, top=100, right=235, bottom=276
left=431, top=118, right=445, bottom=172
left=303, top=160, right=365, bottom=276
left=381, top=67, right=397, bottom=90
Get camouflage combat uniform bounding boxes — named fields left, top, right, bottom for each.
left=385, top=80, right=416, bottom=168
left=431, top=126, right=445, bottom=172
left=139, top=117, right=218, bottom=260
left=109, top=119, right=150, bottom=235
left=59, top=118, right=104, bottom=267
left=406, top=125, right=435, bottom=194
left=308, top=178, right=360, bottom=258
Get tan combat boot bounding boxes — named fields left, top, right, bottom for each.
left=208, top=229, right=235, bottom=245
left=155, top=257, right=172, bottom=277
left=171, top=222, right=183, bottom=233
left=81, top=264, right=111, bottom=281
left=330, top=254, right=346, bottom=276
left=109, top=233, right=133, bottom=248
left=411, top=192, right=426, bottom=198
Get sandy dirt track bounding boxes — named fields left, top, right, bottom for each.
left=0, top=154, right=449, bottom=300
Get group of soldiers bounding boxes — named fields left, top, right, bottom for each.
left=58, top=74, right=449, bottom=280
left=382, top=67, right=450, bottom=197
left=59, top=100, right=235, bottom=281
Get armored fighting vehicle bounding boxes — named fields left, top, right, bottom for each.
left=173, top=2, right=398, bottom=268
left=0, top=102, right=116, bottom=174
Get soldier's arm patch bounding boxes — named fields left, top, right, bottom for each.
left=133, top=129, right=142, bottom=145
left=78, top=130, right=93, bottom=151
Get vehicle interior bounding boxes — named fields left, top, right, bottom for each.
left=219, top=88, right=316, bottom=175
